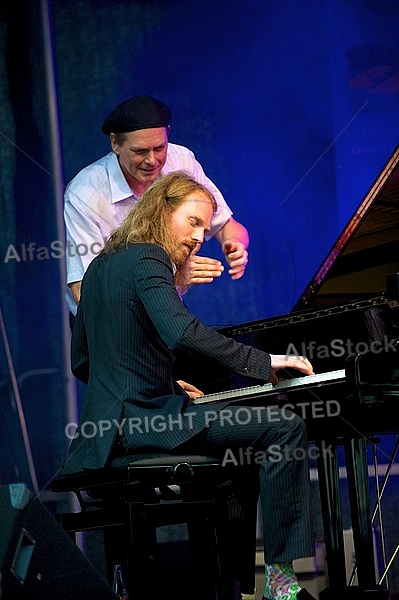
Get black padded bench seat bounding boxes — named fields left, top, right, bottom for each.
left=52, top=453, right=231, bottom=497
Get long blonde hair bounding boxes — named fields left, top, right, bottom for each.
left=103, top=171, right=217, bottom=258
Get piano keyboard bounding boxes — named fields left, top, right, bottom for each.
left=191, top=368, right=346, bottom=405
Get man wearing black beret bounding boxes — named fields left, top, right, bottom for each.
left=64, top=95, right=249, bottom=314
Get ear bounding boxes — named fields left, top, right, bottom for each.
left=166, top=125, right=171, bottom=138
left=110, top=133, right=119, bottom=153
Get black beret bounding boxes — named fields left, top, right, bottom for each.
left=101, top=95, right=172, bottom=135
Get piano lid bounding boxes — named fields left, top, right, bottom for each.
left=294, top=144, right=399, bottom=311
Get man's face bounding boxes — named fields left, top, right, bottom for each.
left=111, top=127, right=168, bottom=189
left=168, top=193, right=214, bottom=266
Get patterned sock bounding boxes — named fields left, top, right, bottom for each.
left=263, top=562, right=301, bottom=600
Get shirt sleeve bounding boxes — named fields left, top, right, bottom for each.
left=64, top=174, right=114, bottom=285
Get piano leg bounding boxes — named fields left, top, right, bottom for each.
left=344, top=436, right=389, bottom=598
left=316, top=436, right=347, bottom=591
left=319, top=436, right=389, bottom=599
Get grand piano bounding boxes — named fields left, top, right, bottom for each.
left=175, top=144, right=399, bottom=598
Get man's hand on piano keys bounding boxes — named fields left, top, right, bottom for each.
left=176, top=379, right=205, bottom=399
left=270, top=354, right=315, bottom=385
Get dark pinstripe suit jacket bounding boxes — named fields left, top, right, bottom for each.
left=62, top=243, right=271, bottom=474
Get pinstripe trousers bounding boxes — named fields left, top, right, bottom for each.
left=177, top=404, right=315, bottom=564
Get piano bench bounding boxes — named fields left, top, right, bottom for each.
left=51, top=453, right=238, bottom=599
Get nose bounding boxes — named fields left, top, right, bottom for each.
left=144, top=150, right=156, bottom=165
left=193, top=228, right=205, bottom=244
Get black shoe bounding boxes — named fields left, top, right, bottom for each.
left=263, top=589, right=317, bottom=600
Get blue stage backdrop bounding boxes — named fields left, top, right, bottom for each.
left=53, top=0, right=399, bottom=325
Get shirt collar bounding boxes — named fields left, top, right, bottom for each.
left=108, top=152, right=169, bottom=204
left=108, top=152, right=139, bottom=204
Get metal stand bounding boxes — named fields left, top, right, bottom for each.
left=317, top=434, right=390, bottom=599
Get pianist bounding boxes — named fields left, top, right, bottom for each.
left=62, top=172, right=317, bottom=600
